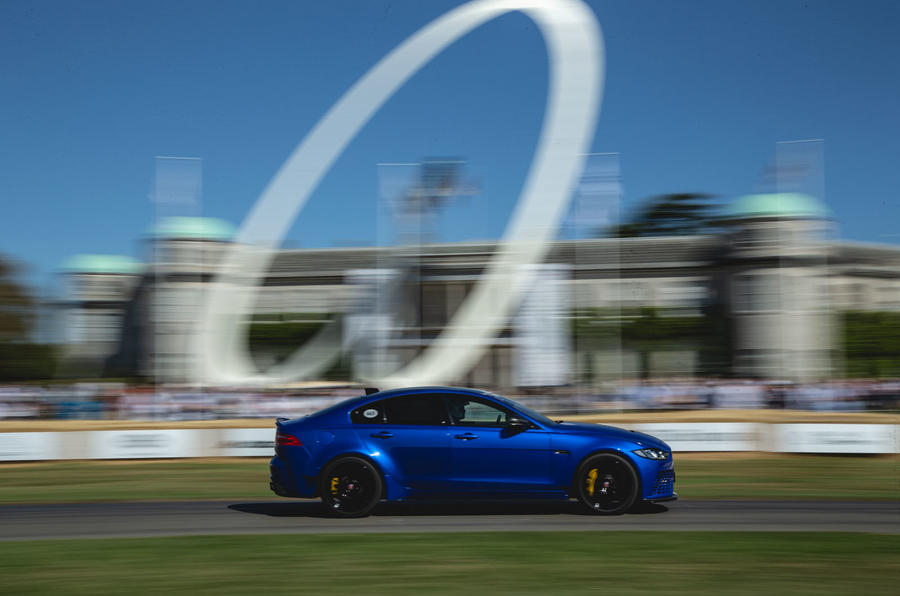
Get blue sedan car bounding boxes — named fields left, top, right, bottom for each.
left=269, top=387, right=676, bottom=516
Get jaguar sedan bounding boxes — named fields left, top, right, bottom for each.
left=269, top=386, right=676, bottom=516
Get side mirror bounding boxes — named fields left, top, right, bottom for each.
left=507, top=417, right=531, bottom=429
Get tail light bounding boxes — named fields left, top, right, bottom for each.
left=276, top=432, right=303, bottom=446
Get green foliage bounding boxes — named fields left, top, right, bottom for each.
left=0, top=257, right=34, bottom=342
left=572, top=306, right=732, bottom=377
left=247, top=316, right=328, bottom=361
left=843, top=311, right=900, bottom=378
left=605, top=193, right=720, bottom=238
left=0, top=342, right=57, bottom=381
left=247, top=314, right=351, bottom=380
left=0, top=255, right=58, bottom=381
left=573, top=307, right=710, bottom=344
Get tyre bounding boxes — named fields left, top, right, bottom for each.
left=319, top=456, right=383, bottom=517
left=573, top=453, right=639, bottom=515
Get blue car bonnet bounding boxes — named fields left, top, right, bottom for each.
left=554, top=422, right=669, bottom=451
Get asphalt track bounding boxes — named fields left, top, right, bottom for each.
left=1, top=499, right=897, bottom=540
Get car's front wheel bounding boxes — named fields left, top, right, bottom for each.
left=319, top=456, right=383, bottom=517
left=573, top=453, right=639, bottom=515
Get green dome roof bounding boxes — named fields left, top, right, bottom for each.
left=723, top=193, right=831, bottom=220
left=149, top=216, right=235, bottom=241
left=61, top=254, right=142, bottom=275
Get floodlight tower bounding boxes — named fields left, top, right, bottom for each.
left=385, top=159, right=480, bottom=366
left=394, top=158, right=479, bottom=246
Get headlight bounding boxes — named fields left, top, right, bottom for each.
left=633, top=448, right=669, bottom=460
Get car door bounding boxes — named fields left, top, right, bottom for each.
left=351, top=393, right=451, bottom=494
left=445, top=394, right=553, bottom=494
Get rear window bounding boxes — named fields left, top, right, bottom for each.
left=383, top=395, right=449, bottom=425
left=350, top=403, right=385, bottom=424
left=350, top=394, right=450, bottom=426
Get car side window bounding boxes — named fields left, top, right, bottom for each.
left=445, top=395, right=511, bottom=427
left=350, top=403, right=385, bottom=424
left=381, top=395, right=449, bottom=426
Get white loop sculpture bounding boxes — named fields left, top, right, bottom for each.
left=196, top=0, right=604, bottom=387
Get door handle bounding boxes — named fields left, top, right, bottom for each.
left=370, top=431, right=394, bottom=439
left=454, top=433, right=478, bottom=441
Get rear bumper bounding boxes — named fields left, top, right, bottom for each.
left=269, top=479, right=292, bottom=497
left=269, top=455, right=316, bottom=498
left=269, top=456, right=295, bottom=497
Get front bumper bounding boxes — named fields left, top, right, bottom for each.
left=646, top=492, right=678, bottom=503
left=636, top=458, right=676, bottom=501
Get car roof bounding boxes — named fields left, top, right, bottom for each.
left=344, top=386, right=496, bottom=409
left=363, top=386, right=493, bottom=400
left=319, top=386, right=494, bottom=416
left=297, top=386, right=501, bottom=424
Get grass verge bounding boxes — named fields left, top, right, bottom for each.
left=674, top=453, right=899, bottom=500
left=0, top=532, right=897, bottom=595
left=0, top=454, right=897, bottom=504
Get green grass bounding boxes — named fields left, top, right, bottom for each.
left=0, top=454, right=897, bottom=504
left=0, top=532, right=897, bottom=595
left=675, top=455, right=900, bottom=500
left=0, top=460, right=272, bottom=504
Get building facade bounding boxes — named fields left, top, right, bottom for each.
left=59, top=194, right=900, bottom=387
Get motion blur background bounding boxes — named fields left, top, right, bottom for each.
left=1, top=2, right=897, bottom=594
left=1, top=0, right=898, bottom=420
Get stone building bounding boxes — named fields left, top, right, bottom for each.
left=58, top=254, right=142, bottom=376
left=58, top=194, right=900, bottom=387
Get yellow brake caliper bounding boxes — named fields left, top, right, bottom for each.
left=585, top=469, right=598, bottom=497
left=330, top=476, right=340, bottom=495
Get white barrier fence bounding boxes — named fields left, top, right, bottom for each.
left=0, top=424, right=897, bottom=461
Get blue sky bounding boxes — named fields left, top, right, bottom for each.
left=2, top=0, right=898, bottom=292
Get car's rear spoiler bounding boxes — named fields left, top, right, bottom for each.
left=276, top=417, right=290, bottom=427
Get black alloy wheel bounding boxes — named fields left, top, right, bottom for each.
left=574, top=453, right=639, bottom=515
left=319, top=456, right=383, bottom=517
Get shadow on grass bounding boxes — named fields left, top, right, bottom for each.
left=228, top=500, right=669, bottom=518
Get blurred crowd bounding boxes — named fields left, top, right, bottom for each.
left=612, top=379, right=900, bottom=411
left=0, top=379, right=897, bottom=421
left=0, top=384, right=359, bottom=421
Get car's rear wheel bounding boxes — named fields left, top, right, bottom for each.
left=319, top=456, right=383, bottom=517
left=573, top=453, right=639, bottom=515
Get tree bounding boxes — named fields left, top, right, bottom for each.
left=247, top=314, right=351, bottom=380
left=571, top=305, right=732, bottom=380
left=843, top=311, right=900, bottom=378
left=0, top=257, right=34, bottom=342
left=0, top=256, right=57, bottom=381
left=605, top=193, right=720, bottom=238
